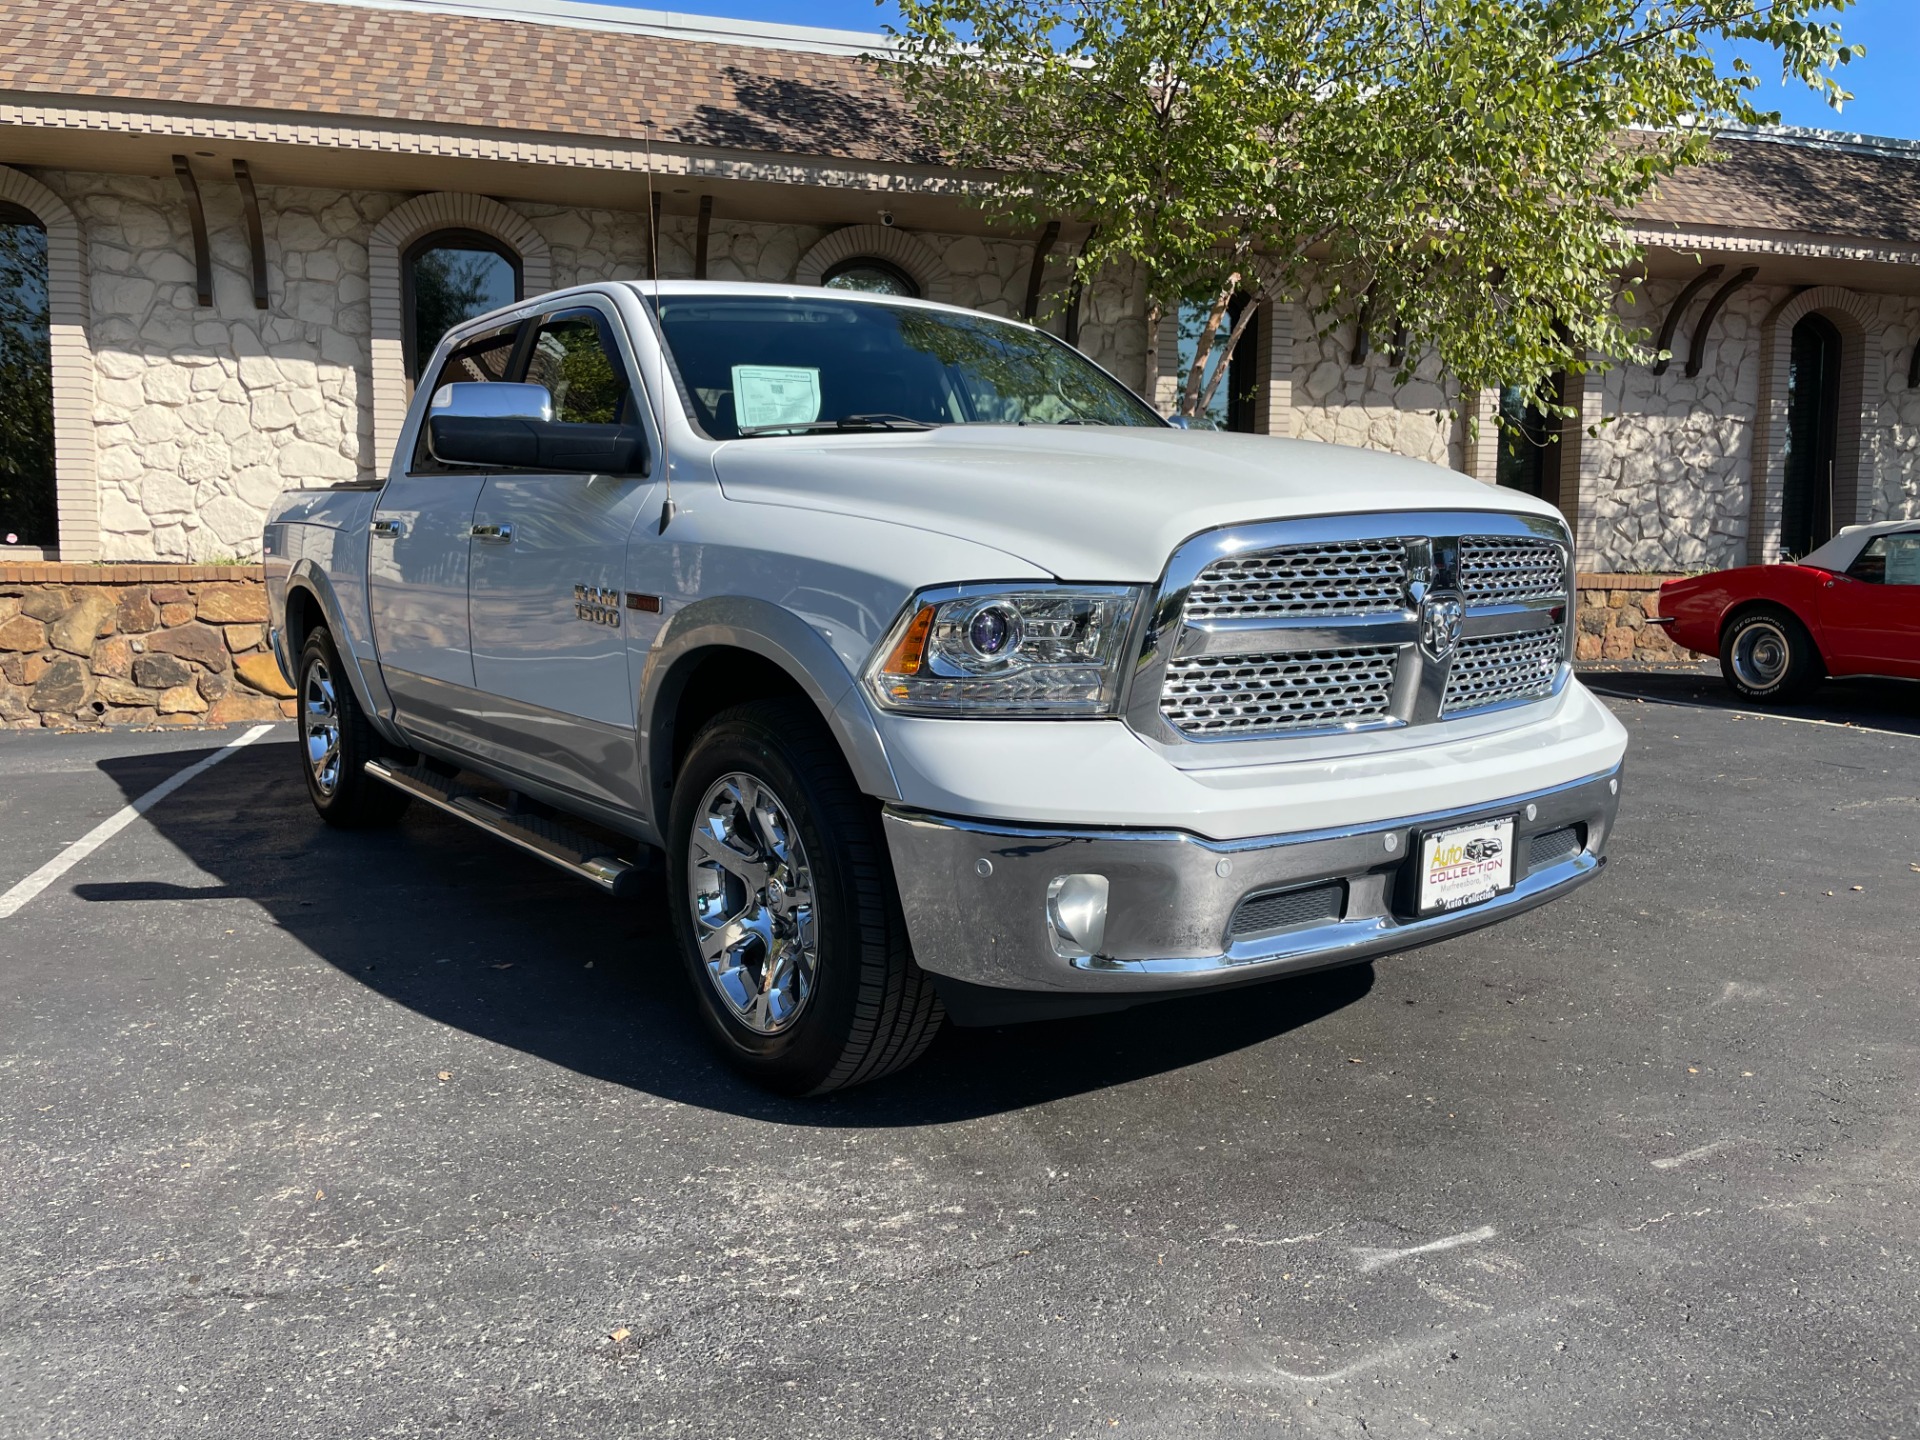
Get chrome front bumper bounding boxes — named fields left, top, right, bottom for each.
left=882, top=766, right=1621, bottom=996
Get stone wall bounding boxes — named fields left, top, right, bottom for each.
left=1573, top=573, right=1689, bottom=664
left=1580, top=277, right=1771, bottom=573
left=1290, top=296, right=1462, bottom=469
left=0, top=563, right=293, bottom=729
left=1863, top=292, right=1920, bottom=523
left=39, top=172, right=393, bottom=564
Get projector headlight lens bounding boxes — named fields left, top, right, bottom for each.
left=866, top=585, right=1141, bottom=716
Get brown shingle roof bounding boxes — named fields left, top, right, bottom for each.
left=3, top=0, right=1917, bottom=248
left=1639, top=132, right=1920, bottom=247
left=0, top=0, right=936, bottom=164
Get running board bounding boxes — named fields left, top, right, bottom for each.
left=364, top=759, right=644, bottom=897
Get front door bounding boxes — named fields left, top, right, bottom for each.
left=1782, top=314, right=1841, bottom=557
left=366, top=321, right=521, bottom=749
left=466, top=305, right=658, bottom=810
left=1822, top=529, right=1920, bottom=678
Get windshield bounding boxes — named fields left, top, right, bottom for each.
left=650, top=295, right=1164, bottom=439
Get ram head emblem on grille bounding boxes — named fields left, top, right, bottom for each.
left=1419, top=592, right=1464, bottom=661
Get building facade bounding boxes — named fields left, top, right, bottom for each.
left=1, top=0, right=1918, bottom=584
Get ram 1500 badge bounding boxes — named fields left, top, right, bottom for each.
left=263, top=281, right=1628, bottom=1093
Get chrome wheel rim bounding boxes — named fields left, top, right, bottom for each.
left=302, top=658, right=342, bottom=796
left=1731, top=622, right=1790, bottom=690
left=686, top=772, right=818, bottom=1035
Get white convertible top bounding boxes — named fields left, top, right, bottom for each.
left=1798, top=519, right=1920, bottom=572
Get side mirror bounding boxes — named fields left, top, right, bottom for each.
left=432, top=381, right=554, bottom=422
left=427, top=383, right=650, bottom=476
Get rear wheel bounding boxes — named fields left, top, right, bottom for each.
left=1719, top=607, right=1822, bottom=703
left=667, top=699, right=943, bottom=1095
left=297, top=627, right=411, bottom=828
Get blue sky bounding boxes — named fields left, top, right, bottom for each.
left=629, top=0, right=1919, bottom=142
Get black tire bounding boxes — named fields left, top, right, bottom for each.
left=1719, top=606, right=1823, bottom=703
left=667, top=699, right=943, bottom=1095
left=296, top=627, right=411, bottom=828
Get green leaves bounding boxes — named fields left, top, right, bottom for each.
left=883, top=0, right=1858, bottom=423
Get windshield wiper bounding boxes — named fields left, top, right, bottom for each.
left=737, top=413, right=938, bottom=437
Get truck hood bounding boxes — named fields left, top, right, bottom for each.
left=710, top=426, right=1559, bottom=581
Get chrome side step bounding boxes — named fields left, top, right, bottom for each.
left=364, top=759, right=644, bottom=897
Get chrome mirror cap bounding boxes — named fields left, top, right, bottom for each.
left=430, top=380, right=554, bottom=423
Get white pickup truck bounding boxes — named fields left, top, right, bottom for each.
left=264, top=281, right=1628, bottom=1093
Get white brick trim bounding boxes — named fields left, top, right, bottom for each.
left=367, top=192, right=554, bottom=469
left=792, top=225, right=954, bottom=302
left=1254, top=300, right=1294, bottom=437
left=0, top=166, right=95, bottom=561
left=1747, top=284, right=1880, bottom=563
left=1466, top=387, right=1501, bottom=485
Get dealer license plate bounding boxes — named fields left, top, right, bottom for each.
left=1417, top=816, right=1516, bottom=915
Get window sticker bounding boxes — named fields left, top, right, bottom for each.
left=1884, top=534, right=1920, bottom=586
left=732, top=365, right=822, bottom=430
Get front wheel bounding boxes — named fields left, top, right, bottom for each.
left=1719, top=607, right=1822, bottom=703
left=667, top=699, right=943, bottom=1094
left=297, top=628, right=411, bottom=828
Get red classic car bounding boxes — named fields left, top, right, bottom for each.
left=1656, top=521, right=1920, bottom=702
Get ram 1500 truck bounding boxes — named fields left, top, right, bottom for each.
left=264, top=281, right=1628, bottom=1093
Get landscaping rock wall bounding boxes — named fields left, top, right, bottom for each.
left=0, top=564, right=294, bottom=729
left=1574, top=573, right=1689, bottom=664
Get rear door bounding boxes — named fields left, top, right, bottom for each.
left=464, top=302, right=658, bottom=809
left=366, top=321, right=521, bottom=746
left=1820, top=530, right=1920, bottom=678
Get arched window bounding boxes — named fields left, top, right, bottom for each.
left=822, top=256, right=920, bottom=299
left=1782, top=313, right=1842, bottom=557
left=402, top=229, right=522, bottom=382
left=0, top=201, right=53, bottom=550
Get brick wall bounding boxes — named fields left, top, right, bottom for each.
left=0, top=563, right=293, bottom=729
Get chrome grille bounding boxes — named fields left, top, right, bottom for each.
left=1184, top=540, right=1409, bottom=619
left=1161, top=647, right=1399, bottom=737
left=1458, top=537, right=1565, bottom=605
left=1441, top=630, right=1564, bottom=715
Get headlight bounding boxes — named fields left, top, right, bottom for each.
left=866, top=585, right=1141, bottom=716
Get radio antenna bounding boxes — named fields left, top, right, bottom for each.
left=644, top=121, right=674, bottom=533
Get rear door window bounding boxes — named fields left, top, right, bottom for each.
left=521, top=310, right=633, bottom=424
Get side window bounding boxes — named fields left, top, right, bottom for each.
left=522, top=310, right=632, bottom=424
left=1882, top=533, right=1920, bottom=586
left=1847, top=537, right=1887, bottom=584
left=409, top=323, right=520, bottom=473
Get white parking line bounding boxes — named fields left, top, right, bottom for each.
left=1652, top=1139, right=1739, bottom=1171
left=1585, top=685, right=1920, bottom=740
left=1351, top=1224, right=1498, bottom=1274
left=0, top=724, right=276, bottom=921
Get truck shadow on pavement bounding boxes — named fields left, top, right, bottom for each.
left=87, top=737, right=1374, bottom=1125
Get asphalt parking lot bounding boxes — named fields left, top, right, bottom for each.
left=2, top=683, right=1917, bottom=1438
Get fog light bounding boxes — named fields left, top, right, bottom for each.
left=1046, top=873, right=1109, bottom=960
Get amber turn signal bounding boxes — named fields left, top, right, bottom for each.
left=880, top=604, right=936, bottom=676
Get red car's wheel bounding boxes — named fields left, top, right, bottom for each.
left=1719, top=607, right=1822, bottom=703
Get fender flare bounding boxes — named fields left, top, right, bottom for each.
left=282, top=560, right=408, bottom=748
left=639, top=595, right=901, bottom=819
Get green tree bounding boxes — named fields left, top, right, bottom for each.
left=0, top=215, right=54, bottom=548
left=887, top=0, right=1859, bottom=425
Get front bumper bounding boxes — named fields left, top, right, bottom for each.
left=882, top=765, right=1621, bottom=996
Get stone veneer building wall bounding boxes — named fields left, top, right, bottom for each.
left=1, top=0, right=1918, bottom=592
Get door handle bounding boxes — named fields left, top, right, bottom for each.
left=371, top=517, right=404, bottom=538
left=471, top=523, right=514, bottom=543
